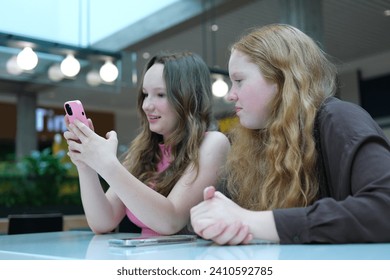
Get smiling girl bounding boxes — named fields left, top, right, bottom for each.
left=64, top=51, right=230, bottom=235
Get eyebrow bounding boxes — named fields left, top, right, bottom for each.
left=229, top=72, right=243, bottom=78
left=142, top=86, right=166, bottom=92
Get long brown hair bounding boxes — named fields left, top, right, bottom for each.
left=122, top=51, right=213, bottom=196
left=225, top=24, right=337, bottom=210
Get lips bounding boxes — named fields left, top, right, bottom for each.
left=234, top=106, right=242, bottom=114
left=147, top=114, right=161, bottom=121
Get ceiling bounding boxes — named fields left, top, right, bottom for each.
left=1, top=0, right=390, bottom=116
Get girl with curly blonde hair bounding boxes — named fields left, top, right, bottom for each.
left=191, top=24, right=390, bottom=244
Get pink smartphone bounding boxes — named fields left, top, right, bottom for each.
left=64, top=100, right=89, bottom=126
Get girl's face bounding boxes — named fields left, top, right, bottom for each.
left=227, top=50, right=278, bottom=129
left=142, top=63, right=178, bottom=141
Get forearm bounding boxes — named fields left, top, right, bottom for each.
left=98, top=158, right=186, bottom=234
left=78, top=166, right=121, bottom=233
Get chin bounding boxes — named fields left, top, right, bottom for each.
left=240, top=121, right=262, bottom=130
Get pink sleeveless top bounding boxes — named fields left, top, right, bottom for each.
left=125, top=144, right=171, bottom=236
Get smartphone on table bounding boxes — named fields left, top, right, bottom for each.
left=64, top=100, right=89, bottom=126
left=108, top=235, right=197, bottom=247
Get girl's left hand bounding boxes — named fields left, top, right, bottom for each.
left=66, top=119, right=118, bottom=174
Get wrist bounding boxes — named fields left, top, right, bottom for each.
left=245, top=210, right=280, bottom=242
left=96, top=156, right=121, bottom=179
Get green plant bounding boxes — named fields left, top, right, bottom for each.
left=0, top=148, right=77, bottom=207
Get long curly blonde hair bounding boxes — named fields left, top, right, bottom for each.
left=225, top=24, right=338, bottom=210
left=122, top=51, right=213, bottom=197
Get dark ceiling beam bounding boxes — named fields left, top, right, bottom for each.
left=0, top=78, right=54, bottom=93
left=0, top=32, right=121, bottom=59
left=91, top=0, right=249, bottom=52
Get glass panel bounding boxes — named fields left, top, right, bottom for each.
left=0, top=0, right=179, bottom=48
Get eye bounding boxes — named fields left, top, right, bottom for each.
left=142, top=92, right=149, bottom=97
left=157, top=93, right=166, bottom=98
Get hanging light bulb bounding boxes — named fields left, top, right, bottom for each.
left=16, top=47, right=38, bottom=71
left=212, top=77, right=229, bottom=97
left=48, top=63, right=65, bottom=81
left=86, top=70, right=102, bottom=86
left=6, top=56, right=23, bottom=75
left=60, top=54, right=80, bottom=77
left=99, top=60, right=119, bottom=83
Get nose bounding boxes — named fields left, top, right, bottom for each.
left=142, top=97, right=154, bottom=112
left=227, top=88, right=238, bottom=102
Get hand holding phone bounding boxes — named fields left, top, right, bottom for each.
left=64, top=100, right=89, bottom=126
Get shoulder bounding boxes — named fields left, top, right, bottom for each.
left=200, top=131, right=230, bottom=153
left=320, top=97, right=371, bottom=119
left=204, top=130, right=230, bottom=145
left=317, top=97, right=383, bottom=136
left=316, top=97, right=390, bottom=173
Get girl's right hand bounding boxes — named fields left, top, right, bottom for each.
left=63, top=115, right=94, bottom=170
